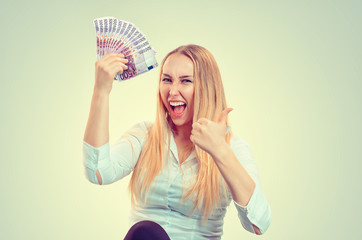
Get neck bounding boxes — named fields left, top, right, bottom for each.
left=167, top=117, right=193, bottom=143
left=173, top=123, right=194, bottom=156
left=174, top=124, right=192, bottom=140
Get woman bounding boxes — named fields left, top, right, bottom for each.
left=83, top=44, right=271, bottom=239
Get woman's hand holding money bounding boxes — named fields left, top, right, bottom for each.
left=94, top=53, right=128, bottom=94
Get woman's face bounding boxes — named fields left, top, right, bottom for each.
left=160, top=53, right=195, bottom=130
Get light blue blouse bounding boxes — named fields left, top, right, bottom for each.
left=83, top=121, right=271, bottom=239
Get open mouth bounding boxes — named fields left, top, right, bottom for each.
left=169, top=101, right=186, bottom=117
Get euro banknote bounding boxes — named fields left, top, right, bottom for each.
left=93, top=17, right=158, bottom=81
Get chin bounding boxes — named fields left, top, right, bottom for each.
left=169, top=116, right=192, bottom=128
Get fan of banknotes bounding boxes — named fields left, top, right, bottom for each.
left=93, top=17, right=158, bottom=81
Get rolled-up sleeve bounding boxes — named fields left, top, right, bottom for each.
left=230, top=135, right=272, bottom=234
left=83, top=141, right=110, bottom=184
left=82, top=121, right=152, bottom=185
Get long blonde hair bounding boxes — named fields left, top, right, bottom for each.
left=129, top=44, right=231, bottom=220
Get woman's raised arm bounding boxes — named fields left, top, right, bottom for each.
left=83, top=53, right=128, bottom=184
left=84, top=53, right=128, bottom=147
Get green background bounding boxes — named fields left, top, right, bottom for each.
left=1, top=0, right=361, bottom=239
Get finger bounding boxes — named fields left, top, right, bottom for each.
left=110, top=62, right=128, bottom=70
left=192, top=121, right=200, bottom=129
left=193, top=121, right=206, bottom=131
left=191, top=128, right=196, bottom=135
left=102, top=53, right=123, bottom=60
left=100, top=54, right=127, bottom=66
left=117, top=64, right=129, bottom=74
left=192, top=122, right=200, bottom=133
left=218, top=108, right=233, bottom=124
left=120, top=57, right=129, bottom=64
left=106, top=55, right=128, bottom=65
left=120, top=63, right=128, bottom=70
left=197, top=118, right=209, bottom=125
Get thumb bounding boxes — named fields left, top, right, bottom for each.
left=218, top=108, right=233, bottom=124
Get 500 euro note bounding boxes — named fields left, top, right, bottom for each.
left=93, top=16, right=158, bottom=82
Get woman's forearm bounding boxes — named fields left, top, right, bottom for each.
left=211, top=142, right=255, bottom=207
left=211, top=143, right=267, bottom=234
left=84, top=53, right=128, bottom=147
left=83, top=88, right=110, bottom=148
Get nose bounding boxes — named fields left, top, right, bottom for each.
left=169, top=82, right=180, bottom=96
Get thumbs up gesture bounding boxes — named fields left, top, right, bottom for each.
left=190, top=108, right=233, bottom=156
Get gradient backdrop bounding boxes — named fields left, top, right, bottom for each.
left=1, top=0, right=361, bottom=239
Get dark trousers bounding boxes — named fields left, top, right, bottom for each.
left=124, top=220, right=171, bottom=240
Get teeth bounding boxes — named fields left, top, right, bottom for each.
left=170, top=102, right=185, bottom=106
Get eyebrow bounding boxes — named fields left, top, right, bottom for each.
left=162, top=73, right=194, bottom=79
